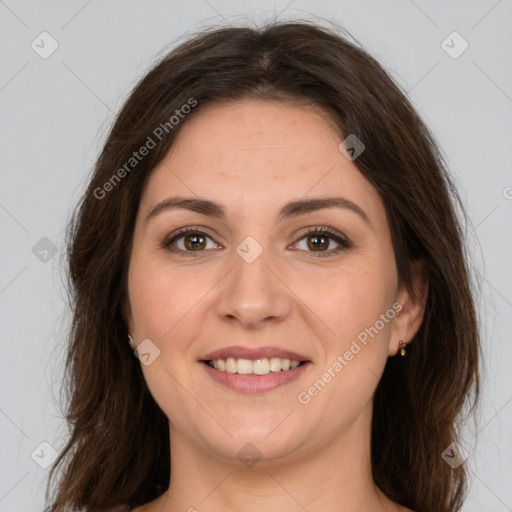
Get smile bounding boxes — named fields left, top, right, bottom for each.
left=206, top=357, right=304, bottom=375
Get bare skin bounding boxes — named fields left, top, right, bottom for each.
left=125, top=100, right=426, bottom=512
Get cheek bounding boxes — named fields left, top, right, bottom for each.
left=127, top=257, right=202, bottom=417
left=298, top=261, right=397, bottom=416
left=294, top=262, right=395, bottom=410
left=299, top=259, right=395, bottom=348
left=127, top=252, right=201, bottom=338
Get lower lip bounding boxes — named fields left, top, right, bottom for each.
left=201, top=361, right=312, bottom=393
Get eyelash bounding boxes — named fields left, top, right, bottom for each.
left=162, top=226, right=352, bottom=259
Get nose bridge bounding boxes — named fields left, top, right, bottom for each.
left=215, top=234, right=290, bottom=326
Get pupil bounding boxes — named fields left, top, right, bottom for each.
left=308, top=235, right=327, bottom=251
left=185, top=234, right=206, bottom=250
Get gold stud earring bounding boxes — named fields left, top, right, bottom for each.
left=399, top=340, right=407, bottom=357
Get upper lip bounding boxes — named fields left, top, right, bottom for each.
left=201, top=346, right=310, bottom=362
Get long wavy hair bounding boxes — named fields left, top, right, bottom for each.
left=46, top=20, right=480, bottom=512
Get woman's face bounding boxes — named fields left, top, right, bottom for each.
left=126, top=100, right=420, bottom=464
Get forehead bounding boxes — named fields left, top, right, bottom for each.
left=140, top=100, right=384, bottom=223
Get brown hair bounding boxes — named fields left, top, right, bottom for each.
left=46, top=20, right=480, bottom=512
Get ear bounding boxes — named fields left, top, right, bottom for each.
left=388, top=259, right=429, bottom=356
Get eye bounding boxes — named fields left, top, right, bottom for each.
left=162, top=227, right=220, bottom=256
left=162, top=225, right=351, bottom=258
left=292, top=226, right=352, bottom=258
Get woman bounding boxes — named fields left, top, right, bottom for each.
left=45, top=20, right=479, bottom=512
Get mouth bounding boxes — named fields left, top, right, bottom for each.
left=202, top=357, right=307, bottom=375
left=199, top=346, right=312, bottom=393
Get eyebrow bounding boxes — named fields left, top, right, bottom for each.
left=145, top=195, right=370, bottom=226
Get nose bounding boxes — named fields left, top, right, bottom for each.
left=215, top=243, right=292, bottom=329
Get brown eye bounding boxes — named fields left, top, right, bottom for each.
left=306, top=234, right=330, bottom=251
left=163, top=228, right=219, bottom=255
left=293, top=227, right=352, bottom=258
left=182, top=233, right=207, bottom=251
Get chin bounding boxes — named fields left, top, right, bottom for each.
left=200, top=418, right=307, bottom=464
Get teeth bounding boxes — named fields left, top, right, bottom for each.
left=269, top=357, right=282, bottom=372
left=225, top=357, right=237, bottom=373
left=237, top=358, right=253, bottom=375
left=207, top=357, right=304, bottom=375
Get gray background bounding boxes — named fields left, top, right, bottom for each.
left=1, top=1, right=511, bottom=510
